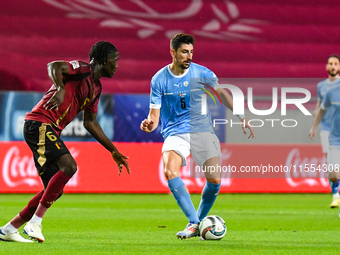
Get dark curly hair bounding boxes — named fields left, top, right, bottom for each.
left=328, top=54, right=340, bottom=63
left=89, top=41, right=118, bottom=65
left=170, top=34, right=195, bottom=51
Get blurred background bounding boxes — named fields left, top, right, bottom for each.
left=0, top=0, right=337, bottom=193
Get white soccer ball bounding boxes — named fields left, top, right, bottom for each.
left=199, top=215, right=227, bottom=240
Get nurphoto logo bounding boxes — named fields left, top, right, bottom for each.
left=200, top=83, right=312, bottom=128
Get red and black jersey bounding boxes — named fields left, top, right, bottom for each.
left=25, top=61, right=102, bottom=136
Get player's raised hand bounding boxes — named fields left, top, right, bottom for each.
left=140, top=119, right=154, bottom=133
left=241, top=117, right=255, bottom=139
left=44, top=88, right=66, bottom=110
left=111, top=151, right=130, bottom=175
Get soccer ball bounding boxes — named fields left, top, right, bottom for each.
left=199, top=215, right=227, bottom=240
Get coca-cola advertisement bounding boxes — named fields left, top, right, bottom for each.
left=0, top=142, right=330, bottom=193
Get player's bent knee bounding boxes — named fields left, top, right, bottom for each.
left=61, top=164, right=77, bottom=178
left=164, top=168, right=179, bottom=180
left=58, top=154, right=77, bottom=177
left=328, top=170, right=340, bottom=183
left=207, top=178, right=221, bottom=185
left=68, top=164, right=78, bottom=176
left=329, top=177, right=340, bottom=183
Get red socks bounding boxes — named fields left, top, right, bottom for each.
left=18, top=190, right=44, bottom=223
left=39, top=170, right=70, bottom=209
left=9, top=170, right=70, bottom=228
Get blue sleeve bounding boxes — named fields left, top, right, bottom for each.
left=203, top=68, right=218, bottom=89
left=317, top=83, right=322, bottom=100
left=150, top=76, right=162, bottom=109
left=321, top=90, right=331, bottom=109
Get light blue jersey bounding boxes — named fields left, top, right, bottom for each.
left=150, top=63, right=217, bottom=140
left=317, top=78, right=340, bottom=131
left=321, top=84, right=340, bottom=146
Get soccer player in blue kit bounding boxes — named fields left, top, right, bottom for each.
left=312, top=55, right=340, bottom=208
left=140, top=34, right=255, bottom=239
left=310, top=81, right=340, bottom=214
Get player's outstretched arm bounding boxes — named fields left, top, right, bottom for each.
left=140, top=108, right=160, bottom=133
left=309, top=107, right=327, bottom=141
left=216, top=88, right=233, bottom=111
left=83, top=111, right=130, bottom=175
left=216, top=88, right=255, bottom=139
left=44, top=61, right=69, bottom=110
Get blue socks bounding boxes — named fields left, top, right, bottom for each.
left=327, top=170, right=340, bottom=195
left=330, top=179, right=340, bottom=195
left=168, top=177, right=199, bottom=224
left=197, top=181, right=221, bottom=222
left=168, top=177, right=221, bottom=223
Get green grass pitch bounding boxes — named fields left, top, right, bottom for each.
left=1, top=193, right=340, bottom=254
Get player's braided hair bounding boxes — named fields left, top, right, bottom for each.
left=170, top=34, right=195, bottom=51
left=89, top=41, right=118, bottom=65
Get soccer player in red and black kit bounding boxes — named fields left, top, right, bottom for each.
left=0, top=41, right=130, bottom=243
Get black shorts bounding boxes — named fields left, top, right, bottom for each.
left=24, top=120, right=70, bottom=177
